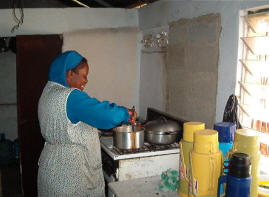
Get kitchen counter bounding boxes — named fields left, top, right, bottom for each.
left=108, top=175, right=178, bottom=197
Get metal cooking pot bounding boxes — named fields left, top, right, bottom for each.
left=113, top=124, right=144, bottom=150
left=144, top=117, right=180, bottom=145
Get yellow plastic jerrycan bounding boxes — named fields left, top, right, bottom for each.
left=190, top=129, right=222, bottom=197
left=178, top=122, right=205, bottom=197
left=232, top=129, right=260, bottom=197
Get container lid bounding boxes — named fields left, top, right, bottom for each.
left=145, top=118, right=180, bottom=134
left=183, top=122, right=205, bottom=142
left=236, top=128, right=259, bottom=138
left=193, top=129, right=219, bottom=154
left=228, top=152, right=251, bottom=178
left=213, top=122, right=236, bottom=143
left=234, top=129, right=259, bottom=153
left=146, top=130, right=178, bottom=135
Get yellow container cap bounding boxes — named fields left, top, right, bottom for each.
left=193, top=129, right=219, bottom=154
left=234, top=129, right=259, bottom=153
left=183, top=122, right=205, bottom=142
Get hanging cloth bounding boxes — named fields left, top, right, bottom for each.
left=222, top=94, right=242, bottom=129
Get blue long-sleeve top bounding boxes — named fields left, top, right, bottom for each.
left=48, top=50, right=130, bottom=130
left=67, top=89, right=130, bottom=130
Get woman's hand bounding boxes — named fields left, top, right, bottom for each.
left=128, top=107, right=137, bottom=125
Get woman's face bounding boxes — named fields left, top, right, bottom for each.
left=66, top=62, right=89, bottom=91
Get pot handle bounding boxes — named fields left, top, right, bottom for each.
left=158, top=116, right=167, bottom=122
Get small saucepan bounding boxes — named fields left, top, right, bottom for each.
left=113, top=124, right=145, bottom=150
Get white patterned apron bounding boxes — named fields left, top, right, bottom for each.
left=37, top=81, right=105, bottom=197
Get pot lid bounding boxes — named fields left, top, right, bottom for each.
left=144, top=118, right=180, bottom=134
left=146, top=130, right=178, bottom=135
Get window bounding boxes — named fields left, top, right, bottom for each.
left=236, top=8, right=269, bottom=170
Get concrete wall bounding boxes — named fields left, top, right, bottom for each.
left=166, top=13, right=221, bottom=128
left=138, top=0, right=269, bottom=123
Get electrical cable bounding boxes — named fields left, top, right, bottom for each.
left=71, top=0, right=90, bottom=8
left=10, top=0, right=24, bottom=33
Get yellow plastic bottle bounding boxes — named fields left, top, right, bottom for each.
left=190, top=129, right=222, bottom=197
left=232, top=129, right=260, bottom=197
left=178, top=122, right=205, bottom=197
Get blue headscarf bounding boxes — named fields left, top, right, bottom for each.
left=48, top=50, right=83, bottom=87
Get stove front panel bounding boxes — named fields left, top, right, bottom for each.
left=117, top=153, right=180, bottom=181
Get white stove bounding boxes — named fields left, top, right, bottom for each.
left=101, top=136, right=180, bottom=182
left=101, top=108, right=186, bottom=196
left=100, top=136, right=180, bottom=160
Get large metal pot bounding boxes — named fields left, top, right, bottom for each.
left=144, top=118, right=180, bottom=145
left=113, top=124, right=144, bottom=150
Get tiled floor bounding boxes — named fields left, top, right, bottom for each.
left=1, top=163, right=21, bottom=197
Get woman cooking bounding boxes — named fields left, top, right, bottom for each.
left=37, top=50, right=136, bottom=197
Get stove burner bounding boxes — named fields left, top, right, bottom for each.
left=112, top=142, right=179, bottom=155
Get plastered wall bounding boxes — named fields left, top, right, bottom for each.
left=63, top=28, right=139, bottom=108
left=1, top=8, right=138, bottom=37
left=138, top=0, right=269, bottom=123
left=139, top=52, right=166, bottom=119
left=0, top=8, right=138, bottom=139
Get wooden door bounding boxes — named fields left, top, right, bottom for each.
left=16, top=35, right=62, bottom=196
